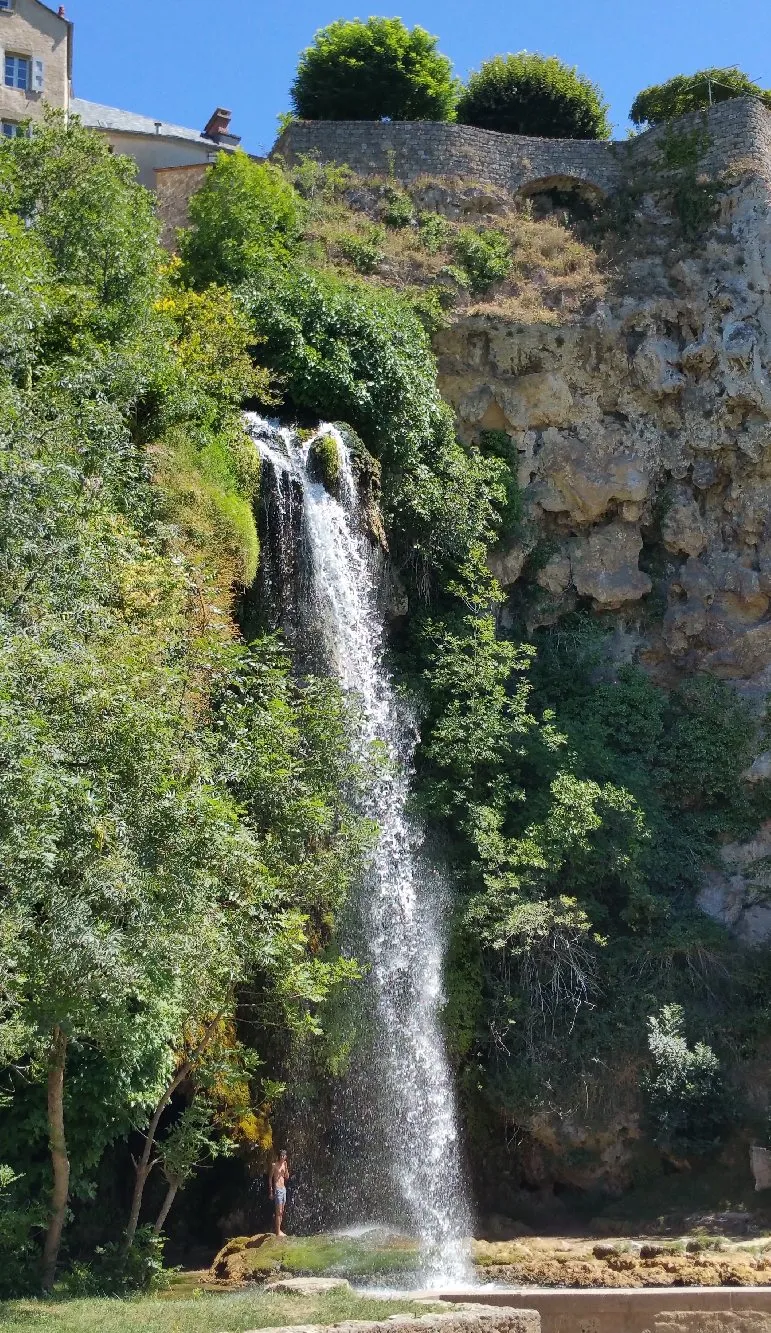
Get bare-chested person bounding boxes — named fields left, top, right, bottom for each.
left=268, top=1149, right=290, bottom=1237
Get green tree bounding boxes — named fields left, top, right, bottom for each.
left=456, top=52, right=610, bottom=140
left=179, top=152, right=304, bottom=288
left=642, top=1005, right=730, bottom=1157
left=290, top=18, right=457, bottom=123
left=631, top=66, right=771, bottom=127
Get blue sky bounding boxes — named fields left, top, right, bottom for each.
left=66, top=0, right=769, bottom=154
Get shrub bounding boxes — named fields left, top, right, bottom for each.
left=642, top=1005, right=731, bottom=1157
left=631, top=66, right=771, bottom=127
left=179, top=151, right=304, bottom=288
left=418, top=211, right=452, bottom=254
left=453, top=227, right=512, bottom=294
left=456, top=52, right=610, bottom=140
left=290, top=17, right=457, bottom=123
left=381, top=186, right=414, bottom=229
left=339, top=225, right=386, bottom=274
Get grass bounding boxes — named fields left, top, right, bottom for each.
left=0, top=1285, right=445, bottom=1333
left=293, top=170, right=607, bottom=326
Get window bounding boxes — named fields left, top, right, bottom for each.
left=5, top=55, right=29, bottom=90
left=1, top=120, right=22, bottom=137
left=0, top=1, right=14, bottom=11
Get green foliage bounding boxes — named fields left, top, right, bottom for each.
left=417, top=211, right=452, bottom=254
left=630, top=66, right=771, bottom=127
left=284, top=153, right=354, bottom=203
left=0, top=1164, right=42, bottom=1297
left=456, top=52, right=611, bottom=140
left=307, top=431, right=342, bottom=493
left=63, top=1228, right=168, bottom=1297
left=642, top=1005, right=730, bottom=1156
left=381, top=186, right=414, bottom=229
left=452, top=227, right=512, bottom=295
left=240, top=263, right=505, bottom=595
left=179, top=152, right=304, bottom=288
left=339, top=225, right=386, bottom=273
left=0, top=114, right=366, bottom=1289
left=290, top=17, right=458, bottom=123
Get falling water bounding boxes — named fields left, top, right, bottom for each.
left=246, top=415, right=471, bottom=1285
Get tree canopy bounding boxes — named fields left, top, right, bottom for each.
left=289, top=17, right=457, bottom=122
left=456, top=52, right=611, bottom=140
left=631, top=66, right=771, bottom=127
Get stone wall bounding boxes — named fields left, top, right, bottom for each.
left=154, top=163, right=210, bottom=248
left=273, top=96, right=771, bottom=199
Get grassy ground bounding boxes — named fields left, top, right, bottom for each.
left=0, top=1285, right=445, bottom=1333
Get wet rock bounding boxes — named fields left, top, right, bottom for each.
left=265, top=1277, right=352, bottom=1294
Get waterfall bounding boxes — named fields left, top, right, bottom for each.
left=246, top=415, right=471, bottom=1285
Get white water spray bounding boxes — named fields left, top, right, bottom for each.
left=247, top=415, right=471, bottom=1284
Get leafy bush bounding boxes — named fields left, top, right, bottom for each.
left=381, top=186, right=414, bottom=229
left=631, top=66, right=771, bottom=127
left=179, top=151, right=304, bottom=287
left=418, top=211, right=452, bottom=253
left=642, top=1005, right=731, bottom=1157
left=62, top=1227, right=169, bottom=1296
left=453, top=227, right=512, bottom=294
left=339, top=225, right=386, bottom=273
left=0, top=1165, right=42, bottom=1297
left=240, top=263, right=506, bottom=591
left=290, top=17, right=458, bottom=122
left=456, top=52, right=610, bottom=140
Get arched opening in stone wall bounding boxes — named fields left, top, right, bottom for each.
left=517, top=174, right=606, bottom=222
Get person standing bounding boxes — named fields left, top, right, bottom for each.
left=268, top=1149, right=290, bottom=1237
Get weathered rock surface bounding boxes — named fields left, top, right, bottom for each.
left=240, top=1315, right=540, bottom=1333
left=264, top=1277, right=352, bottom=1294
left=434, top=158, right=771, bottom=699
left=699, top=822, right=771, bottom=945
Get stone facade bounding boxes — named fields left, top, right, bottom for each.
left=154, top=163, right=210, bottom=248
left=273, top=96, right=771, bottom=200
left=0, top=0, right=70, bottom=132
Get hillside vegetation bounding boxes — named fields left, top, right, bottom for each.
left=2, top=104, right=771, bottom=1298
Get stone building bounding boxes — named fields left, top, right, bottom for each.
left=70, top=99, right=240, bottom=188
left=0, top=0, right=71, bottom=138
left=0, top=0, right=239, bottom=188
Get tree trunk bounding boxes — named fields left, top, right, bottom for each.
left=41, top=1027, right=69, bottom=1293
left=153, top=1176, right=180, bottom=1235
left=121, top=1013, right=222, bottom=1256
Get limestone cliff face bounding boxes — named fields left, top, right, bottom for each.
left=437, top=164, right=771, bottom=702
left=432, top=134, right=771, bottom=1197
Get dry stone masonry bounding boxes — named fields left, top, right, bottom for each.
left=274, top=97, right=771, bottom=203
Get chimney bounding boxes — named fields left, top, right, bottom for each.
left=204, top=107, right=232, bottom=139
left=58, top=5, right=66, bottom=15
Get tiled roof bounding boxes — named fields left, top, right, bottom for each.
left=70, top=97, right=213, bottom=146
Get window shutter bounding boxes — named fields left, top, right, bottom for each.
left=33, top=58, right=44, bottom=92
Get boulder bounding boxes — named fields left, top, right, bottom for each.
left=531, top=431, right=649, bottom=525
left=571, top=523, right=652, bottom=609
left=661, top=491, right=707, bottom=557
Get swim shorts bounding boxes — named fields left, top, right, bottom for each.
left=274, top=1186, right=287, bottom=1206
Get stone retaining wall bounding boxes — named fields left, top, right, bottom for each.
left=272, top=96, right=771, bottom=199
left=241, top=1313, right=539, bottom=1333
left=436, top=1288, right=771, bottom=1333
